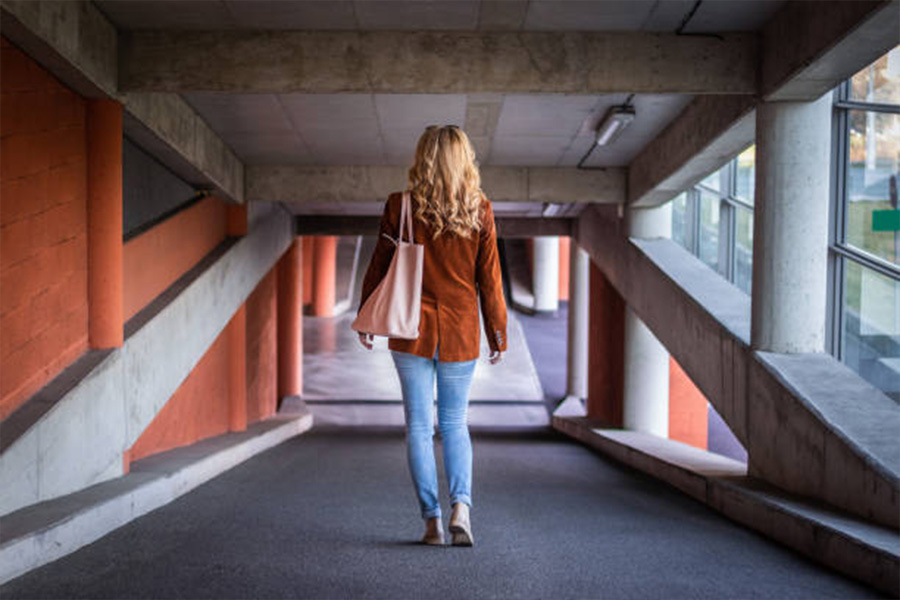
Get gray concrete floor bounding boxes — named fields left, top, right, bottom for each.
left=0, top=426, right=882, bottom=599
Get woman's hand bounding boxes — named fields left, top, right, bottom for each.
left=358, top=332, right=374, bottom=350
left=488, top=350, right=503, bottom=365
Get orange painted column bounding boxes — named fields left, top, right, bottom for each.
left=278, top=238, right=304, bottom=398
left=586, top=262, right=625, bottom=425
left=312, top=235, right=337, bottom=317
left=86, top=98, right=123, bottom=348
left=229, top=305, right=248, bottom=432
left=669, top=356, right=709, bottom=450
left=558, top=236, right=570, bottom=301
left=302, top=236, right=314, bottom=307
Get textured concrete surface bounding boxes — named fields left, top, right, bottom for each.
left=576, top=205, right=900, bottom=528
left=0, top=412, right=312, bottom=586
left=0, top=426, right=882, bottom=599
left=627, top=95, right=756, bottom=207
left=121, top=30, right=757, bottom=94
left=248, top=165, right=626, bottom=209
left=761, top=0, right=900, bottom=100
left=553, top=416, right=899, bottom=597
left=0, top=206, right=293, bottom=517
left=751, top=96, right=831, bottom=353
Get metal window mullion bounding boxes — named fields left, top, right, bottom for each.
left=689, top=188, right=701, bottom=257
left=829, top=84, right=850, bottom=359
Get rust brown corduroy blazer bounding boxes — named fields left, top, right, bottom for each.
left=357, top=191, right=508, bottom=362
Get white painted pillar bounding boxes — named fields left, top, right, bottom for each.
left=751, top=95, right=832, bottom=353
left=555, top=241, right=590, bottom=416
left=622, top=203, right=672, bottom=437
left=532, top=236, right=559, bottom=312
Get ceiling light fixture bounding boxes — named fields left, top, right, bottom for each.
left=577, top=95, right=636, bottom=170
left=594, top=105, right=636, bottom=147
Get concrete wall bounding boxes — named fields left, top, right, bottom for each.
left=0, top=204, right=293, bottom=517
left=0, top=35, right=89, bottom=420
left=577, top=204, right=899, bottom=528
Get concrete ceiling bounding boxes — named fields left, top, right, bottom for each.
left=181, top=91, right=693, bottom=167
left=95, top=0, right=783, bottom=214
left=95, top=1, right=784, bottom=33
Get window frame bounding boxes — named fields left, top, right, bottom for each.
left=675, top=146, right=755, bottom=295
left=827, top=79, right=900, bottom=360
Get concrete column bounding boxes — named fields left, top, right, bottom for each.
left=86, top=98, right=123, bottom=348
left=532, top=236, right=559, bottom=312
left=228, top=305, right=247, bottom=432
left=622, top=203, right=672, bottom=437
left=278, top=238, right=303, bottom=399
left=751, top=96, right=832, bottom=353
left=312, top=235, right=337, bottom=317
left=554, top=241, right=590, bottom=417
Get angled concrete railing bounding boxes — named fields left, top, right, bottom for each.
left=576, top=205, right=900, bottom=529
left=0, top=205, right=293, bottom=517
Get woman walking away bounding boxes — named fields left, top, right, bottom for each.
left=356, top=124, right=508, bottom=547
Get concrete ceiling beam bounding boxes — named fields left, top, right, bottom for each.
left=120, top=30, right=757, bottom=95
left=627, top=1, right=899, bottom=208
left=761, top=0, right=900, bottom=101
left=246, top=165, right=626, bottom=209
left=0, top=0, right=245, bottom=204
left=628, top=95, right=756, bottom=207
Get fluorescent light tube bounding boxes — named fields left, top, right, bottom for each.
left=594, top=106, right=635, bottom=147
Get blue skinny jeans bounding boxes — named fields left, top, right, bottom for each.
left=391, top=345, right=477, bottom=520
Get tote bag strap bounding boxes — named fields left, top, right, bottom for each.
left=399, top=191, right=414, bottom=243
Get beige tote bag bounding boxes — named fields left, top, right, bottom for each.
left=351, top=191, right=424, bottom=339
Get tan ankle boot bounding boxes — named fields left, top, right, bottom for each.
left=449, top=502, right=474, bottom=546
left=422, top=516, right=444, bottom=545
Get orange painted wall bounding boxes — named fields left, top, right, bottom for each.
left=586, top=262, right=625, bottom=425
left=247, top=266, right=279, bottom=422
left=123, top=196, right=226, bottom=322
left=127, top=328, right=232, bottom=464
left=558, top=236, right=570, bottom=301
left=0, top=35, right=89, bottom=420
left=669, top=356, right=709, bottom=450
left=126, top=264, right=281, bottom=466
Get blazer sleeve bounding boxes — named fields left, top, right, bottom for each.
left=475, top=198, right=508, bottom=354
left=357, top=193, right=399, bottom=316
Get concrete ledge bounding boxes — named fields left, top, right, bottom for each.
left=552, top=415, right=900, bottom=597
left=306, top=401, right=549, bottom=429
left=0, top=410, right=313, bottom=586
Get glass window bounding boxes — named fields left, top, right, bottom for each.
left=832, top=45, right=900, bottom=401
left=734, top=206, right=753, bottom=295
left=700, top=169, right=721, bottom=192
left=698, top=190, right=720, bottom=272
left=841, top=260, right=900, bottom=401
left=845, top=110, right=899, bottom=266
left=849, top=47, right=900, bottom=106
left=671, top=192, right=691, bottom=251
left=735, top=145, right=756, bottom=204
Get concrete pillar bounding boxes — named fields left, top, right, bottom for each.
left=532, top=236, right=559, bottom=312
left=312, top=235, right=337, bottom=317
left=751, top=96, right=832, bottom=353
left=622, top=203, right=672, bottom=437
left=555, top=241, right=590, bottom=417
left=278, top=238, right=303, bottom=399
left=228, top=305, right=247, bottom=432
left=86, top=98, right=123, bottom=348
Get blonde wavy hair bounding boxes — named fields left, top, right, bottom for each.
left=407, top=125, right=485, bottom=240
